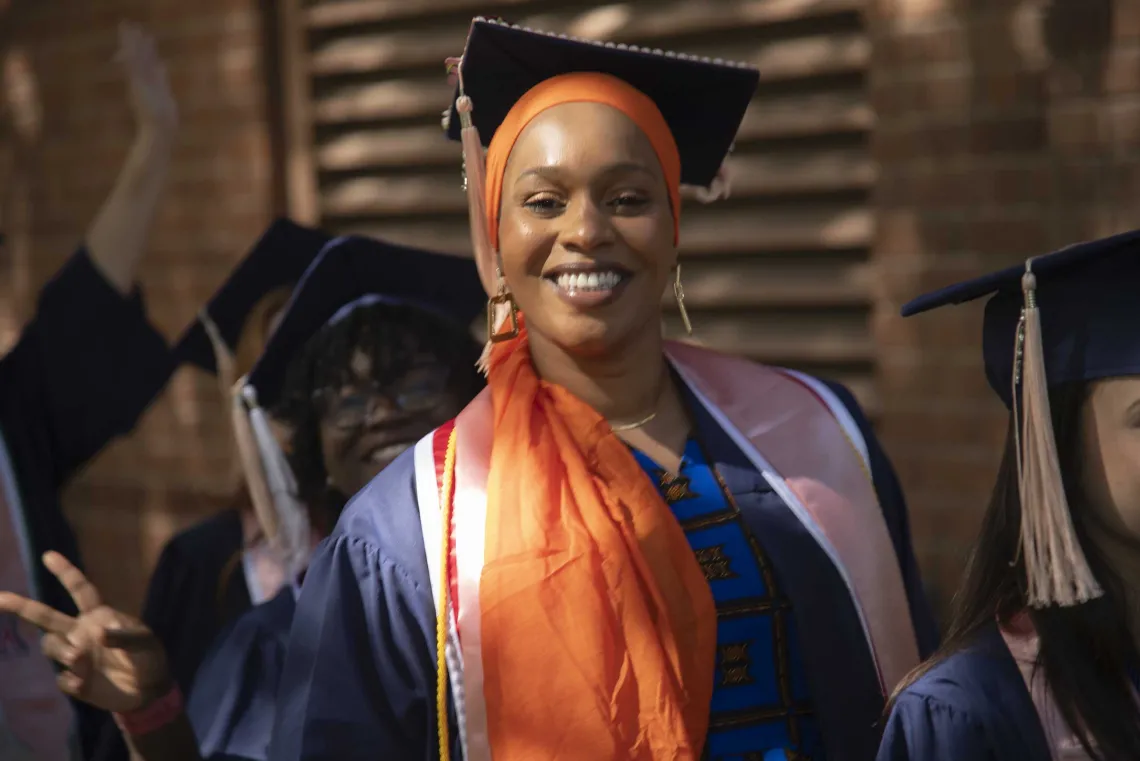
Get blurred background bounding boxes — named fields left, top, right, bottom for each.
left=0, top=0, right=1135, bottom=625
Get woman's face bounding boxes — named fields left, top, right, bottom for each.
left=1079, top=377, right=1140, bottom=542
left=496, top=102, right=677, bottom=357
left=318, top=349, right=465, bottom=498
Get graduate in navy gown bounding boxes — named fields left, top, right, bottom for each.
left=142, top=218, right=331, bottom=696
left=187, top=236, right=485, bottom=761
left=270, top=20, right=936, bottom=761
left=878, top=231, right=1140, bottom=761
left=0, top=23, right=179, bottom=761
left=0, top=237, right=486, bottom=761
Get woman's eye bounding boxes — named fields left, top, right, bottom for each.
left=523, top=195, right=563, bottom=213
left=610, top=193, right=648, bottom=211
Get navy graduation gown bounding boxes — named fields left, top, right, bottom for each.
left=142, top=505, right=253, bottom=695
left=0, top=248, right=175, bottom=760
left=187, top=586, right=295, bottom=761
left=877, top=624, right=1052, bottom=761
left=270, top=380, right=935, bottom=761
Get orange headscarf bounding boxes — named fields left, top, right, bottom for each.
left=475, top=74, right=716, bottom=760
left=484, top=72, right=683, bottom=249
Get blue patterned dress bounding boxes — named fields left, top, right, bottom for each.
left=632, top=439, right=823, bottom=761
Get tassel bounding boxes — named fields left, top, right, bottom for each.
left=1014, top=262, right=1103, bottom=607
left=682, top=160, right=734, bottom=204
left=453, top=65, right=507, bottom=375
left=456, top=91, right=496, bottom=296
left=230, top=379, right=278, bottom=544
left=243, top=386, right=312, bottom=579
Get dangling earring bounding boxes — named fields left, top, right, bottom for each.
left=674, top=264, right=693, bottom=336
left=487, top=267, right=520, bottom=343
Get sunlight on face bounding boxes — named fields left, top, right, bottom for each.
left=496, top=102, right=676, bottom=357
left=1080, top=377, right=1140, bottom=540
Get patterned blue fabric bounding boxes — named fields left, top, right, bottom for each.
left=632, top=439, right=822, bottom=761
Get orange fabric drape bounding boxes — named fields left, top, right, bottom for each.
left=479, top=322, right=717, bottom=759
left=483, top=72, right=683, bottom=249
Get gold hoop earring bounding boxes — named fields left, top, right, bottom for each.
left=674, top=264, right=692, bottom=336
left=487, top=269, right=520, bottom=343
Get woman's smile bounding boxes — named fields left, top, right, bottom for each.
left=542, top=260, right=634, bottom=309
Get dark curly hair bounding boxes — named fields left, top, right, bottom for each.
left=271, top=300, right=483, bottom=532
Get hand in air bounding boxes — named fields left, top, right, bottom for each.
left=115, top=22, right=179, bottom=138
left=0, top=552, right=171, bottom=713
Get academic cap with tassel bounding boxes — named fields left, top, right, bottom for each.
left=902, top=228, right=1140, bottom=607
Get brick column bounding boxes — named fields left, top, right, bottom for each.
left=866, top=0, right=1140, bottom=620
left=0, top=0, right=279, bottom=610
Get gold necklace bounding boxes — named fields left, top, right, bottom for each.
left=609, top=409, right=658, bottom=432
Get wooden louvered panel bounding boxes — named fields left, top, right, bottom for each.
left=320, top=150, right=875, bottom=213
left=339, top=207, right=873, bottom=257
left=305, top=0, right=864, bottom=32
left=283, top=0, right=878, bottom=415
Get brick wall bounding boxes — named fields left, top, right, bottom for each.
left=867, top=0, right=1140, bottom=618
left=0, top=0, right=279, bottom=611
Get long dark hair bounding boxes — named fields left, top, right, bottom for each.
left=271, top=301, right=483, bottom=533
left=892, top=382, right=1140, bottom=759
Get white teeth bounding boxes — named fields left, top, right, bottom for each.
left=554, top=271, right=624, bottom=292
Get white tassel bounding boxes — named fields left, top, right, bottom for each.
left=242, top=386, right=312, bottom=579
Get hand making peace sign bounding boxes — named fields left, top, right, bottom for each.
left=0, top=552, right=172, bottom=714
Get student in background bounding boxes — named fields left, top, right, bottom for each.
left=878, top=231, right=1140, bottom=761
left=0, top=23, right=178, bottom=761
left=142, top=219, right=330, bottom=696
left=0, top=236, right=487, bottom=761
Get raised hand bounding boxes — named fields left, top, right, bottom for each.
left=115, top=22, right=179, bottom=139
left=0, top=552, right=171, bottom=713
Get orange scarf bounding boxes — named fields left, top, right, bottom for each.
left=477, top=74, right=716, bottom=759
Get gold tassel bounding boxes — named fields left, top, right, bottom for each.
left=1014, top=261, right=1103, bottom=607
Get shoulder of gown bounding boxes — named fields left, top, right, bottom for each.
left=269, top=447, right=458, bottom=761
left=142, top=508, right=251, bottom=694
left=188, top=586, right=296, bottom=761
left=818, top=378, right=940, bottom=657
left=877, top=623, right=1051, bottom=761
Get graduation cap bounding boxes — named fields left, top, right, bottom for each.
left=246, top=234, right=485, bottom=412
left=174, top=219, right=332, bottom=374
left=444, top=18, right=759, bottom=189
left=231, top=235, right=484, bottom=579
left=900, top=229, right=1140, bottom=609
left=901, top=228, right=1140, bottom=409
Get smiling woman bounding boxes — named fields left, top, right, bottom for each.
left=269, top=18, right=937, bottom=761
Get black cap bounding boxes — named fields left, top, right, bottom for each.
left=245, top=235, right=485, bottom=410
left=901, top=228, right=1140, bottom=409
left=174, top=219, right=332, bottom=374
left=444, top=17, right=758, bottom=187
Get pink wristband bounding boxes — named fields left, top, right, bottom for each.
left=114, top=685, right=184, bottom=736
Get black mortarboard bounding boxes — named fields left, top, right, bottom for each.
left=174, top=219, right=331, bottom=373
left=445, top=17, right=759, bottom=187
left=245, top=235, right=484, bottom=411
left=901, top=228, right=1140, bottom=409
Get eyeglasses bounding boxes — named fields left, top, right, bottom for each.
left=316, top=367, right=453, bottom=431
